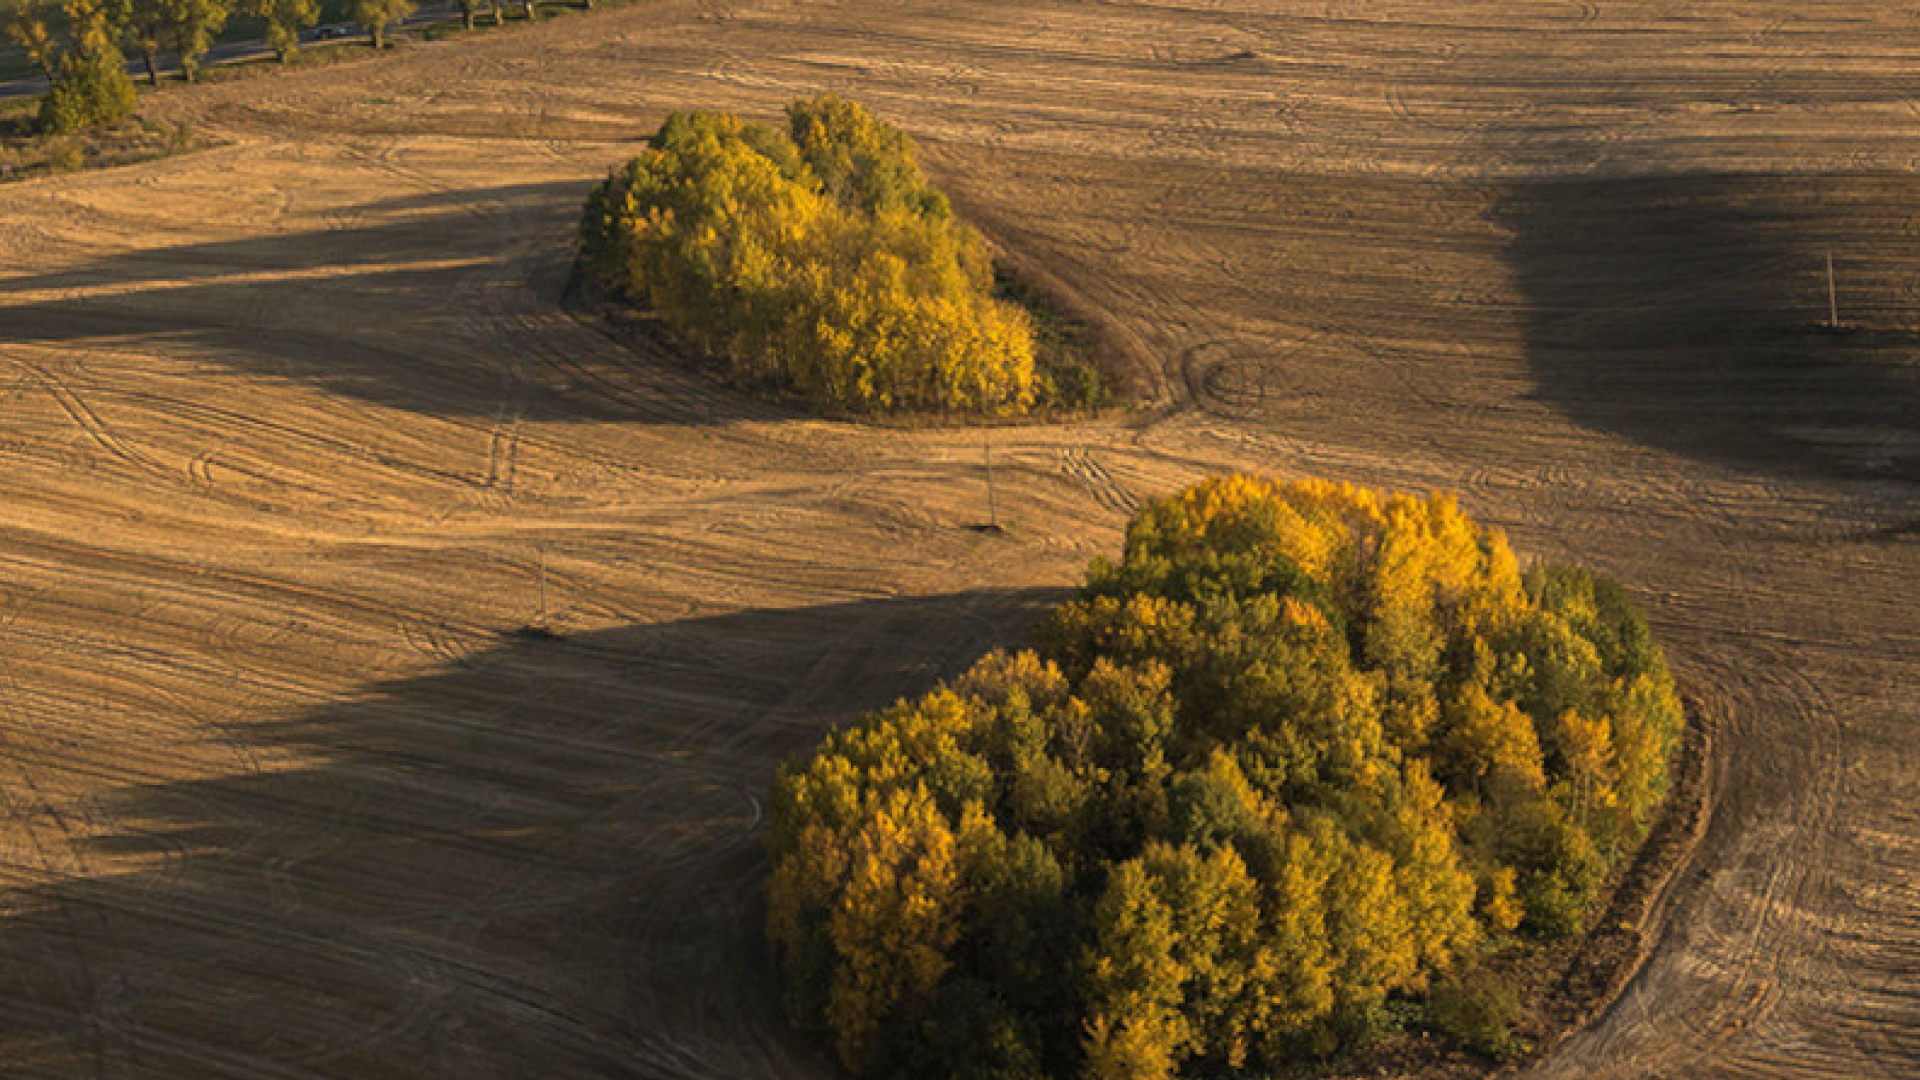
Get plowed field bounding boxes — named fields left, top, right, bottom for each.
left=0, top=1, right=1915, bottom=1077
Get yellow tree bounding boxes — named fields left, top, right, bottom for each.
left=1140, top=842, right=1265, bottom=1069
left=1380, top=761, right=1481, bottom=973
left=764, top=471, right=1686, bottom=1072
left=826, top=785, right=966, bottom=1072
left=1555, top=709, right=1618, bottom=837
left=1318, top=822, right=1419, bottom=1017
left=1439, top=682, right=1547, bottom=797
left=1247, top=823, right=1337, bottom=1057
left=1607, top=671, right=1682, bottom=828
left=1083, top=858, right=1190, bottom=1080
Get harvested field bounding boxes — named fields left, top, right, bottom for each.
left=0, top=1, right=1916, bottom=1078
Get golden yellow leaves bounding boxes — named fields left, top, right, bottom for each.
left=765, top=474, right=1684, bottom=1078
left=579, top=100, right=1041, bottom=415
left=826, top=786, right=964, bottom=1070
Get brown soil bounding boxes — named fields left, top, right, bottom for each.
left=0, top=2, right=1915, bottom=1078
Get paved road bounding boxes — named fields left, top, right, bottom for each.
left=0, top=8, right=456, bottom=100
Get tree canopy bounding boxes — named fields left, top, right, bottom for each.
left=3, top=0, right=333, bottom=135
left=351, top=0, right=410, bottom=49
left=580, top=98, right=1101, bottom=415
left=4, top=0, right=136, bottom=132
left=767, top=475, right=1685, bottom=1079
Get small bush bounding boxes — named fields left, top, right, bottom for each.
left=44, top=136, right=83, bottom=171
left=1429, top=969, right=1525, bottom=1060
left=1038, top=353, right=1104, bottom=411
left=997, top=273, right=1104, bottom=412
left=38, top=45, right=137, bottom=135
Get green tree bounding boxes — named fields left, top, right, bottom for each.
left=156, top=0, right=228, bottom=81
left=240, top=0, right=315, bottom=60
left=1, top=0, right=61, bottom=81
left=351, top=0, right=408, bottom=48
left=1429, top=967, right=1523, bottom=1059
left=122, top=0, right=166, bottom=83
left=1248, top=824, right=1338, bottom=1052
left=789, top=92, right=953, bottom=218
left=37, top=36, right=135, bottom=132
left=26, top=0, right=136, bottom=134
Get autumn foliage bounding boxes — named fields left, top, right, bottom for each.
left=580, top=98, right=1098, bottom=415
left=766, top=475, right=1684, bottom=1078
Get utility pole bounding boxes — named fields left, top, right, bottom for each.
left=984, top=432, right=999, bottom=531
left=1827, top=251, right=1840, bottom=328
left=536, top=546, right=548, bottom=623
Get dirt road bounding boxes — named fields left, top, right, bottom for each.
left=0, top=1, right=1914, bottom=1076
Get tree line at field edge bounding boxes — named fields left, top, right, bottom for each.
left=2, top=0, right=576, bottom=134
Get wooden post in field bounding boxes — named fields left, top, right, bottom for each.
left=1827, top=251, right=1839, bottom=328
left=985, top=433, right=999, bottom=531
left=518, top=545, right=560, bottom=639
left=536, top=546, right=548, bottom=622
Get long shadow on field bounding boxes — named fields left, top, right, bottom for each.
left=0, top=587, right=1066, bottom=1080
left=0, top=181, right=781, bottom=426
left=1495, top=173, right=1920, bottom=487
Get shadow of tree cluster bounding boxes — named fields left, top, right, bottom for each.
left=0, top=588, right=1067, bottom=1079
left=0, top=180, right=779, bottom=426
left=1497, top=172, right=1920, bottom=488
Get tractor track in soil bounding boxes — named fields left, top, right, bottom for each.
left=0, top=1, right=1916, bottom=1077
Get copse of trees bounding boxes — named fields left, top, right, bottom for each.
left=766, top=475, right=1685, bottom=1079
left=580, top=97, right=1102, bottom=415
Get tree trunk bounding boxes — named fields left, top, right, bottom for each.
left=23, top=28, right=57, bottom=86
left=142, top=51, right=159, bottom=85
left=28, top=40, right=55, bottom=85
